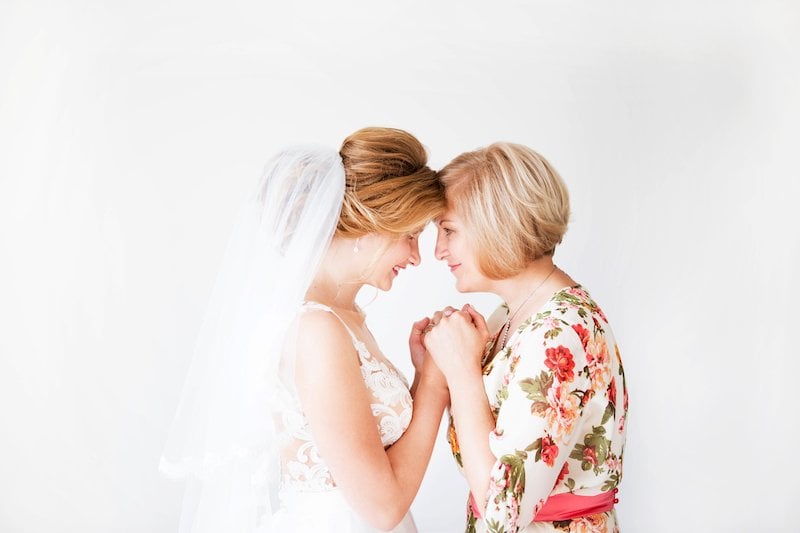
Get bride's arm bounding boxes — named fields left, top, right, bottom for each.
left=295, top=311, right=448, bottom=531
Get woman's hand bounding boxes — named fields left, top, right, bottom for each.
left=423, top=304, right=490, bottom=386
left=409, top=316, right=431, bottom=374
left=409, top=316, right=448, bottom=395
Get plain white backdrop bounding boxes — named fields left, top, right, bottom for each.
left=1, top=1, right=799, bottom=532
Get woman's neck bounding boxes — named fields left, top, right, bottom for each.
left=489, top=256, right=571, bottom=316
left=305, top=241, right=364, bottom=311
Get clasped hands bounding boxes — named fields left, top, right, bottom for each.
left=409, top=304, right=491, bottom=387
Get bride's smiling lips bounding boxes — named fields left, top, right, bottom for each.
left=448, top=263, right=461, bottom=272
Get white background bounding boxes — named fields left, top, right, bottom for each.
left=2, top=1, right=799, bottom=532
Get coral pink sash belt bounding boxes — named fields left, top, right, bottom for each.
left=469, top=488, right=618, bottom=522
left=534, top=489, right=618, bottom=521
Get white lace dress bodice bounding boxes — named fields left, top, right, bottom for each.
left=269, top=302, right=416, bottom=532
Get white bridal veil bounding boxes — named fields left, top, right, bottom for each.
left=160, top=147, right=346, bottom=532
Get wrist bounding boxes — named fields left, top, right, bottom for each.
left=446, top=367, right=484, bottom=398
left=416, top=370, right=449, bottom=397
left=445, top=354, right=482, bottom=382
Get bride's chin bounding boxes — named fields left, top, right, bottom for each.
left=367, top=278, right=391, bottom=292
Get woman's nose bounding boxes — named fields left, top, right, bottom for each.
left=409, top=240, right=421, bottom=266
left=434, top=235, right=447, bottom=261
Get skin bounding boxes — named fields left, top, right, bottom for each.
left=423, top=206, right=577, bottom=515
left=294, top=228, right=449, bottom=531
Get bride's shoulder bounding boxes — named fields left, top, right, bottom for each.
left=292, top=307, right=365, bottom=397
left=293, top=306, right=358, bottom=363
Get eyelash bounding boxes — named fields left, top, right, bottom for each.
left=442, top=228, right=453, bottom=236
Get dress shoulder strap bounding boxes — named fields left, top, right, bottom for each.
left=300, top=301, right=364, bottom=352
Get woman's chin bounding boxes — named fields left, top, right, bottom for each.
left=454, top=279, right=470, bottom=293
left=375, top=278, right=393, bottom=292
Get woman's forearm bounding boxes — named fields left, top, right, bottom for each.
left=383, top=377, right=449, bottom=521
left=448, top=373, right=497, bottom=514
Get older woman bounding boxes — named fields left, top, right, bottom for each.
left=423, top=143, right=628, bottom=533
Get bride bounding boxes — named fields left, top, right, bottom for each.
left=160, top=127, right=449, bottom=532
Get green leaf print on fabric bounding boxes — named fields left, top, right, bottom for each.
left=543, top=326, right=563, bottom=340
left=499, top=451, right=527, bottom=495
left=570, top=426, right=612, bottom=474
left=601, top=402, right=614, bottom=425
left=485, top=519, right=506, bottom=533
left=466, top=513, right=478, bottom=533
left=601, top=471, right=621, bottom=492
left=552, top=291, right=584, bottom=307
left=519, top=370, right=553, bottom=416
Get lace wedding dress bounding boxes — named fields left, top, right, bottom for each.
left=267, top=302, right=417, bottom=532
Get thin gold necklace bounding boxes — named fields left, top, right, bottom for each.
left=498, top=265, right=557, bottom=350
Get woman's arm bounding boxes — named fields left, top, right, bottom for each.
left=428, top=306, right=595, bottom=530
left=423, top=306, right=496, bottom=510
left=446, top=371, right=498, bottom=510
left=295, top=310, right=448, bottom=531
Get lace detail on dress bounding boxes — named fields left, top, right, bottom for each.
left=274, top=302, right=413, bottom=496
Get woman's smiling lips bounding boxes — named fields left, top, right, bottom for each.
left=449, top=263, right=461, bottom=272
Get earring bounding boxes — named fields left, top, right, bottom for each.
left=353, top=238, right=360, bottom=253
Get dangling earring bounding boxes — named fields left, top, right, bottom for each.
left=353, top=238, right=360, bottom=253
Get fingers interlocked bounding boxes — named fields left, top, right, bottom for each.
left=423, top=306, right=457, bottom=333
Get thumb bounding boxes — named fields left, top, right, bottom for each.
left=411, top=317, right=431, bottom=336
left=463, top=304, right=490, bottom=338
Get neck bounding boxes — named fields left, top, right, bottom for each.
left=488, top=256, right=559, bottom=314
left=305, top=239, right=364, bottom=311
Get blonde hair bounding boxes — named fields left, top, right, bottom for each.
left=337, top=127, right=443, bottom=238
left=437, top=142, right=570, bottom=279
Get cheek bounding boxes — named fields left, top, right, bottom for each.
left=393, top=242, right=412, bottom=261
left=450, top=240, right=465, bottom=261
left=378, top=245, right=406, bottom=273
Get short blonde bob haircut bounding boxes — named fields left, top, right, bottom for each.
left=437, top=142, right=570, bottom=279
left=337, top=127, right=444, bottom=238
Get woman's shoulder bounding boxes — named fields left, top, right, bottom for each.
left=543, top=285, right=609, bottom=325
left=512, top=286, right=602, bottom=348
left=294, top=303, right=357, bottom=356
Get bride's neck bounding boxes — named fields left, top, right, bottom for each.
left=305, top=243, right=363, bottom=311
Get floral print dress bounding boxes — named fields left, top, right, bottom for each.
left=448, top=286, right=628, bottom=533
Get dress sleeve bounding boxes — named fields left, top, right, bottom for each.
left=481, top=317, right=593, bottom=532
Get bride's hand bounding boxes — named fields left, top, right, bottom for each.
left=409, top=316, right=431, bottom=374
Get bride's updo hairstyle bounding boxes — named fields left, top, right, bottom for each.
left=438, top=142, right=570, bottom=279
left=337, top=127, right=444, bottom=238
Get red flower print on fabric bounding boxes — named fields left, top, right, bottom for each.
left=541, top=435, right=559, bottom=467
left=583, top=446, right=598, bottom=466
left=608, top=377, right=617, bottom=408
left=571, top=323, right=590, bottom=350
left=544, top=345, right=576, bottom=382
left=555, top=461, right=570, bottom=487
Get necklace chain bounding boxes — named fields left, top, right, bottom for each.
left=498, top=265, right=557, bottom=350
